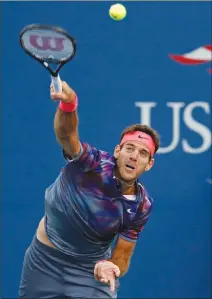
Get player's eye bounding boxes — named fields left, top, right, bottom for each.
left=140, top=151, right=148, bottom=157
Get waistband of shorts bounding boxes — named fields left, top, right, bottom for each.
left=32, top=234, right=82, bottom=264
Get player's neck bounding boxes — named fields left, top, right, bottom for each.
left=114, top=170, right=137, bottom=195
left=121, top=183, right=136, bottom=195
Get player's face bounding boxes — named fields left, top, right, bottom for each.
left=114, top=141, right=154, bottom=183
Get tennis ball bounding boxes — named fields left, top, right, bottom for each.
left=109, top=3, right=127, bottom=21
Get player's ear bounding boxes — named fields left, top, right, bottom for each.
left=114, top=145, right=121, bottom=159
left=145, top=158, right=154, bottom=171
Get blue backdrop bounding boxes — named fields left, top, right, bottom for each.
left=2, top=1, right=211, bottom=298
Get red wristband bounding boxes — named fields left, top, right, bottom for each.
left=59, top=94, right=78, bottom=112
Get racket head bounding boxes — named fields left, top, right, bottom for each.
left=20, top=24, right=76, bottom=75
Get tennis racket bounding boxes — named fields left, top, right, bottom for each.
left=20, top=24, right=76, bottom=92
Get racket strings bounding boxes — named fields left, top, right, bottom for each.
left=21, top=29, right=75, bottom=62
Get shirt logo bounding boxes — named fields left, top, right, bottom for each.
left=127, top=208, right=133, bottom=214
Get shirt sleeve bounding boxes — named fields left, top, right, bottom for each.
left=119, top=196, right=153, bottom=242
left=63, top=142, right=102, bottom=172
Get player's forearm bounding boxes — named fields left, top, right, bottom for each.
left=54, top=108, right=78, bottom=141
left=108, top=258, right=130, bottom=277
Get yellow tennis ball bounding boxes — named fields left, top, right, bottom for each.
left=109, top=3, right=127, bottom=21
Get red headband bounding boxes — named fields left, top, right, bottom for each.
left=120, top=131, right=155, bottom=157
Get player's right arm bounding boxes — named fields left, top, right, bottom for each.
left=51, top=81, right=81, bottom=158
left=51, top=80, right=102, bottom=171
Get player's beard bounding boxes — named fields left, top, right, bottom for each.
left=115, top=164, right=138, bottom=186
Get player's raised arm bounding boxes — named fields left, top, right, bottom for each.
left=50, top=81, right=81, bottom=158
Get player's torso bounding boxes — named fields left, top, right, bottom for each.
left=44, top=157, right=143, bottom=257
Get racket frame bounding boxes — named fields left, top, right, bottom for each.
left=19, top=23, right=76, bottom=77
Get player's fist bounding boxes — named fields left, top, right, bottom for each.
left=50, top=81, right=76, bottom=103
left=94, top=261, right=120, bottom=292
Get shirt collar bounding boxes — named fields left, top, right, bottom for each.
left=111, top=166, right=142, bottom=202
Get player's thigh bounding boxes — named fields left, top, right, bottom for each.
left=19, top=237, right=64, bottom=298
left=63, top=264, right=119, bottom=298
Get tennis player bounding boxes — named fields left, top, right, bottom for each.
left=19, top=80, right=160, bottom=298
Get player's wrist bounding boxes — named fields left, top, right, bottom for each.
left=96, top=260, right=107, bottom=265
left=59, top=94, right=78, bottom=112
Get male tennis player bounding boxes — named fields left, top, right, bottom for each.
left=19, top=80, right=160, bottom=298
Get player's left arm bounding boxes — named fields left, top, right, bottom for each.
left=94, top=195, right=153, bottom=288
left=111, top=195, right=154, bottom=276
left=108, top=236, right=136, bottom=276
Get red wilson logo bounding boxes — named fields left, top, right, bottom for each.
left=169, top=44, right=212, bottom=74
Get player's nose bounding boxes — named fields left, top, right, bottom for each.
left=129, top=152, right=138, bottom=161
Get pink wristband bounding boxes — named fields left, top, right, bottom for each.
left=59, top=94, right=78, bottom=112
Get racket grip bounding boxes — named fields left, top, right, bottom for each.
left=51, top=75, right=62, bottom=93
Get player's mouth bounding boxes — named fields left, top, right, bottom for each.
left=125, top=164, right=136, bottom=171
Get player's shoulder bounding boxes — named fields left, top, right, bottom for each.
left=63, top=141, right=114, bottom=166
left=99, top=148, right=115, bottom=165
left=81, top=142, right=114, bottom=160
left=137, top=181, right=154, bottom=212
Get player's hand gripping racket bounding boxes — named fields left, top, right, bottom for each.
left=20, top=24, right=76, bottom=92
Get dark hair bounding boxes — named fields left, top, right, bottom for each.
left=120, top=124, right=160, bottom=154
